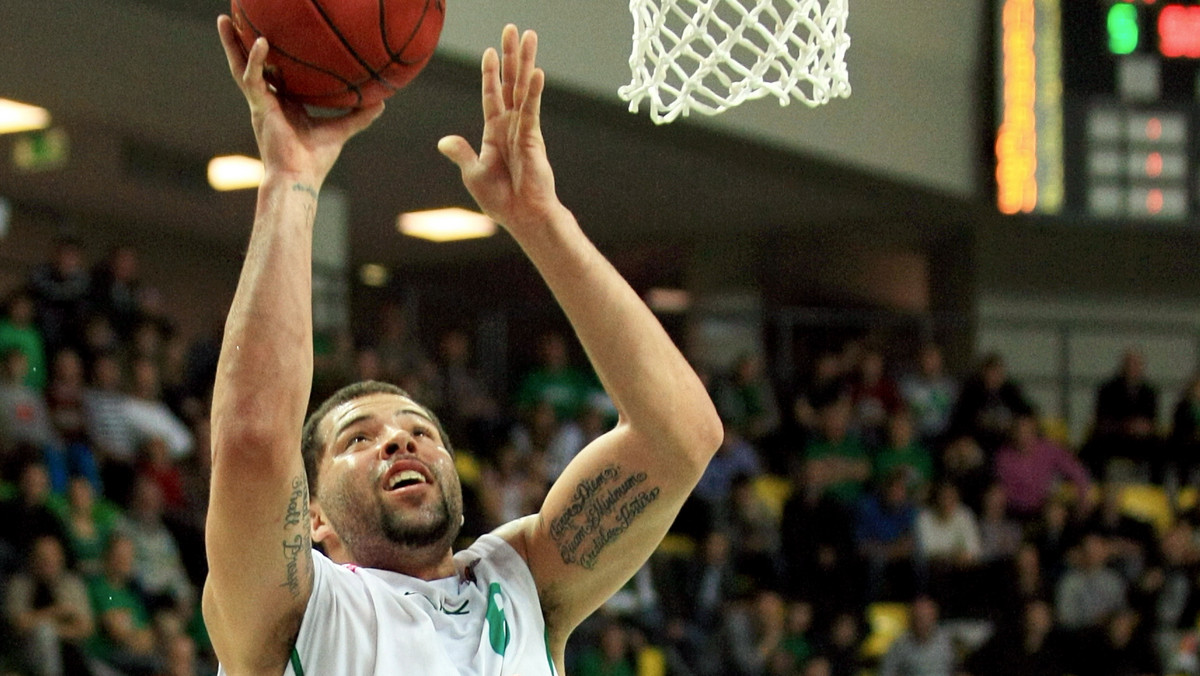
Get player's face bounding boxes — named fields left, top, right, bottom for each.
left=316, top=393, right=463, bottom=559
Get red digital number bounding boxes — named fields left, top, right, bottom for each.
left=1158, top=5, right=1200, bottom=58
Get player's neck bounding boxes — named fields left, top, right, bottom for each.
left=332, top=539, right=457, bottom=580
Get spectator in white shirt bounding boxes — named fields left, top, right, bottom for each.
left=916, top=482, right=983, bottom=617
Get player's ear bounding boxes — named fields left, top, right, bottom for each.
left=310, top=497, right=336, bottom=545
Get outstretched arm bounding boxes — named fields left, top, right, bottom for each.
left=202, top=16, right=382, bottom=674
left=440, top=25, right=723, bottom=646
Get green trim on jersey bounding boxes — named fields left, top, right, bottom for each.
left=290, top=647, right=305, bottom=676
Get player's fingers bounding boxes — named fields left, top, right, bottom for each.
left=519, top=69, right=545, bottom=139
left=336, top=102, right=385, bottom=138
left=437, top=135, right=479, bottom=169
left=500, top=24, right=519, bottom=110
left=217, top=15, right=250, bottom=86
left=242, top=36, right=270, bottom=93
left=481, top=48, right=503, bottom=121
left=514, top=30, right=537, bottom=108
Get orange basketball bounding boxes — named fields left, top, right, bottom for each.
left=229, top=0, right=445, bottom=108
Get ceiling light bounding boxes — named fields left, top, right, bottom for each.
left=207, top=155, right=264, bottom=191
left=397, top=207, right=496, bottom=242
left=0, top=98, right=50, bottom=135
left=359, top=263, right=390, bottom=287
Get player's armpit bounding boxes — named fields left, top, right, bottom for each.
left=506, top=423, right=709, bottom=644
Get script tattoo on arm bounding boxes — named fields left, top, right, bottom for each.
left=280, top=474, right=312, bottom=599
left=548, top=464, right=662, bottom=570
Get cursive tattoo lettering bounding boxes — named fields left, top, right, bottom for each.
left=549, top=465, right=661, bottom=569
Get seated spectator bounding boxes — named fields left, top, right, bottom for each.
left=431, top=328, right=503, bottom=456
left=374, top=301, right=431, bottom=386
left=0, top=458, right=66, bottom=577
left=995, top=413, right=1092, bottom=520
left=726, top=473, right=782, bottom=586
left=916, top=482, right=981, bottom=615
left=83, top=352, right=136, bottom=463
left=779, top=600, right=816, bottom=673
left=818, top=612, right=863, bottom=676
left=987, top=543, right=1052, bottom=629
left=789, top=350, right=849, bottom=437
left=46, top=474, right=122, bottom=577
left=873, top=408, right=933, bottom=496
left=1072, top=608, right=1159, bottom=676
left=516, top=331, right=596, bottom=423
left=1027, top=498, right=1080, bottom=584
left=1140, top=523, right=1200, bottom=667
left=3, top=533, right=94, bottom=676
left=949, top=353, right=1032, bottom=453
left=854, top=470, right=918, bottom=602
left=962, top=598, right=1068, bottom=676
left=0, top=346, right=100, bottom=495
left=713, top=352, right=781, bottom=445
left=977, top=483, right=1023, bottom=565
left=121, top=477, right=195, bottom=616
left=939, top=435, right=991, bottom=515
left=88, top=245, right=144, bottom=342
left=779, top=471, right=857, bottom=620
left=1083, top=483, right=1156, bottom=581
left=136, top=436, right=186, bottom=513
left=1083, top=349, right=1161, bottom=481
left=0, top=347, right=59, bottom=455
left=45, top=349, right=90, bottom=449
left=898, top=343, right=957, bottom=447
left=479, top=443, right=546, bottom=529
left=84, top=533, right=163, bottom=676
left=26, top=237, right=91, bottom=356
left=0, top=289, right=47, bottom=390
left=1167, top=374, right=1200, bottom=485
left=124, top=358, right=193, bottom=460
left=576, top=618, right=638, bottom=676
left=804, top=398, right=870, bottom=505
left=847, top=347, right=900, bottom=449
left=1056, top=531, right=1127, bottom=632
left=916, top=482, right=981, bottom=564
left=509, top=398, right=586, bottom=483
left=878, top=596, right=957, bottom=676
left=722, top=589, right=788, bottom=676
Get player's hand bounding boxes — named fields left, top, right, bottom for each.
left=217, top=15, right=383, bottom=187
left=437, top=25, right=567, bottom=235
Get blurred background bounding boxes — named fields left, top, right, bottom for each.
left=2, top=0, right=1200, bottom=674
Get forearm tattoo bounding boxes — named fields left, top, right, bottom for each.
left=280, top=475, right=312, bottom=599
left=292, top=183, right=319, bottom=200
left=548, top=464, right=661, bottom=570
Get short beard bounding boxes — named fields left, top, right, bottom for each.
left=380, top=492, right=461, bottom=550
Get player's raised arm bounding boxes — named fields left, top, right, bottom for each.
left=203, top=16, right=382, bottom=674
left=439, top=25, right=724, bottom=646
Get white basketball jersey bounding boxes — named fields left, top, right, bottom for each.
left=219, top=534, right=558, bottom=676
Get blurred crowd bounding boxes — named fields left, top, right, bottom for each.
left=4, top=237, right=1200, bottom=676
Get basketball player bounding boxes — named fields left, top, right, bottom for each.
left=206, top=16, right=723, bottom=676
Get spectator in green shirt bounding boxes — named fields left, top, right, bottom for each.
left=873, top=408, right=934, bottom=494
left=0, top=289, right=47, bottom=390
left=516, top=331, right=596, bottom=422
left=576, top=619, right=637, bottom=676
left=804, top=398, right=871, bottom=504
left=85, top=533, right=163, bottom=676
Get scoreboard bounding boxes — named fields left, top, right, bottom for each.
left=994, top=0, right=1200, bottom=222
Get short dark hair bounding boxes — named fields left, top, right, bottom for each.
left=300, top=380, right=453, bottom=495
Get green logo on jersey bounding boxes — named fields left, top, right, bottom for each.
left=485, top=582, right=510, bottom=655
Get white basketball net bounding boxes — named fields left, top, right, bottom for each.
left=619, top=0, right=851, bottom=124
